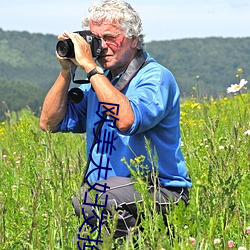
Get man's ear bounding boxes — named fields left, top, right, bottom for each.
left=131, top=36, right=139, bottom=48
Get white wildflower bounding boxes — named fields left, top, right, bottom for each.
left=244, top=130, right=250, bottom=136
left=227, top=79, right=248, bottom=93
left=214, top=238, right=221, bottom=244
left=238, top=247, right=246, bottom=250
left=20, top=207, right=25, bottom=214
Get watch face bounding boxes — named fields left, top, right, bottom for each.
left=96, top=66, right=104, bottom=74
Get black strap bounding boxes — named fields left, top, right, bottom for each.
left=114, top=49, right=147, bottom=91
left=81, top=50, right=149, bottom=186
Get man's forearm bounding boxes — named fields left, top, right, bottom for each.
left=40, top=70, right=71, bottom=132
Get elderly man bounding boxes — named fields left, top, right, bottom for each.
left=40, top=0, right=192, bottom=241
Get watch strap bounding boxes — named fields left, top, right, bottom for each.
left=87, top=67, right=103, bottom=80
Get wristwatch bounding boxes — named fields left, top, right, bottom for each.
left=87, top=66, right=104, bottom=80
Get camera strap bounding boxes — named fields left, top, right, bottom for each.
left=71, top=49, right=148, bottom=86
left=113, top=49, right=148, bottom=91
left=81, top=50, right=150, bottom=186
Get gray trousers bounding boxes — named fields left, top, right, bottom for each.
left=72, top=176, right=189, bottom=239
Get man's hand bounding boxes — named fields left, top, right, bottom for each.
left=56, top=33, right=79, bottom=71
left=62, top=31, right=96, bottom=72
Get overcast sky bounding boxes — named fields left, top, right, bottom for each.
left=1, top=0, right=250, bottom=42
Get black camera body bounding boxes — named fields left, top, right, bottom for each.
left=56, top=30, right=102, bottom=58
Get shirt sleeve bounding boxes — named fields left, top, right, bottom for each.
left=56, top=85, right=89, bottom=133
left=121, top=63, right=180, bottom=135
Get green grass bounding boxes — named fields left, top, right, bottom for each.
left=0, top=93, right=249, bottom=249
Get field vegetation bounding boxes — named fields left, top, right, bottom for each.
left=0, top=80, right=249, bottom=249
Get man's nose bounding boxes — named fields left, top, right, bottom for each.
left=101, top=38, right=108, bottom=49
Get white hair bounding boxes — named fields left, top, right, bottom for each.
left=82, top=0, right=145, bottom=49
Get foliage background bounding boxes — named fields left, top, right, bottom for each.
left=0, top=92, right=249, bottom=249
left=0, top=29, right=250, bottom=120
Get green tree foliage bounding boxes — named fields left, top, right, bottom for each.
left=0, top=28, right=249, bottom=120
left=0, top=28, right=60, bottom=90
left=0, top=29, right=60, bottom=121
left=145, top=37, right=250, bottom=98
left=0, top=79, right=46, bottom=121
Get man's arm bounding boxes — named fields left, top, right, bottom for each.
left=61, top=31, right=135, bottom=132
left=40, top=31, right=136, bottom=133
left=40, top=65, right=71, bottom=132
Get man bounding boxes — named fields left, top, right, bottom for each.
left=40, top=0, right=192, bottom=240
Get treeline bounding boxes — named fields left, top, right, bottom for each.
left=0, top=28, right=250, bottom=120
left=0, top=80, right=46, bottom=120
left=145, top=37, right=250, bottom=97
left=0, top=29, right=60, bottom=120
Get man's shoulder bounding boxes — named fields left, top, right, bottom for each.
left=139, top=57, right=175, bottom=82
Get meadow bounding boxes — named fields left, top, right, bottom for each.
left=0, top=89, right=249, bottom=249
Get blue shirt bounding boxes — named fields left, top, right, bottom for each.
left=58, top=52, right=192, bottom=188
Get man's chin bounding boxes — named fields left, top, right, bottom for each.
left=98, top=59, right=113, bottom=69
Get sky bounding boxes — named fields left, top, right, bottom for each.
left=1, top=0, right=250, bottom=42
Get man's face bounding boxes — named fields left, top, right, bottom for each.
left=89, top=20, right=138, bottom=73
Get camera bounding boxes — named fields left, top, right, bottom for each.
left=56, top=30, right=102, bottom=58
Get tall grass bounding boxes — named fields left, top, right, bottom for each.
left=0, top=93, right=249, bottom=249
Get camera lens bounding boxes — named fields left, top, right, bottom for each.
left=56, top=39, right=74, bottom=58
left=68, top=88, right=84, bottom=103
